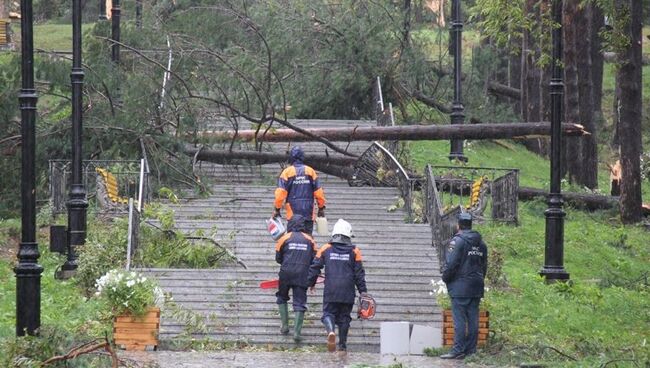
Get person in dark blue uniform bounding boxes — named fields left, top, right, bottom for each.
left=274, top=146, right=326, bottom=234
left=274, top=214, right=318, bottom=343
left=308, top=219, right=368, bottom=352
left=440, top=212, right=488, bottom=359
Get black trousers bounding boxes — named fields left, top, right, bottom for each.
left=276, top=282, right=308, bottom=312
left=322, top=302, right=353, bottom=329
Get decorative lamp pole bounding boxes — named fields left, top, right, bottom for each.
left=111, top=0, right=120, bottom=64
left=15, top=0, right=43, bottom=336
left=540, top=0, right=569, bottom=282
left=60, top=0, right=88, bottom=279
left=99, top=0, right=107, bottom=20
left=449, top=0, right=467, bottom=162
left=136, top=0, right=142, bottom=29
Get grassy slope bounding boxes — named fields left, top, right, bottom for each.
left=12, top=23, right=92, bottom=51
left=410, top=140, right=650, bottom=366
left=0, top=221, right=107, bottom=340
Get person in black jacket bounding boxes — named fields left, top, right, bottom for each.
left=440, top=212, right=488, bottom=359
left=308, top=219, right=368, bottom=352
left=275, top=214, right=317, bottom=343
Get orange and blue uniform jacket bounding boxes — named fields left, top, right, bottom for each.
left=275, top=216, right=318, bottom=288
left=274, top=162, right=326, bottom=220
left=308, top=237, right=367, bottom=304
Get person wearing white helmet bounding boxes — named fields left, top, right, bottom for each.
left=308, top=219, right=368, bottom=352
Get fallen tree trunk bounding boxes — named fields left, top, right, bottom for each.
left=197, top=123, right=588, bottom=142
left=603, top=51, right=650, bottom=65
left=488, top=81, right=521, bottom=100
left=184, top=147, right=358, bottom=166
left=183, top=147, right=357, bottom=179
left=518, top=186, right=618, bottom=211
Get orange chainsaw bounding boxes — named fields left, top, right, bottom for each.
left=259, top=275, right=325, bottom=289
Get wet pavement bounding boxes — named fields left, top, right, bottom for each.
left=121, top=351, right=480, bottom=368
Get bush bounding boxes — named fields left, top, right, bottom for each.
left=76, top=218, right=129, bottom=292
left=0, top=326, right=114, bottom=368
left=94, top=269, right=163, bottom=317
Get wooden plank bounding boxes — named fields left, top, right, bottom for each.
left=113, top=327, right=159, bottom=335
left=114, top=336, right=158, bottom=344
left=114, top=321, right=159, bottom=329
left=114, top=310, right=160, bottom=323
left=114, top=315, right=160, bottom=323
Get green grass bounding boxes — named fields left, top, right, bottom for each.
left=410, top=138, right=649, bottom=366
left=12, top=23, right=94, bottom=52
left=471, top=200, right=650, bottom=367
left=0, top=221, right=108, bottom=341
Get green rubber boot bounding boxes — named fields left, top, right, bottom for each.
left=293, top=311, right=305, bottom=343
left=279, top=304, right=290, bottom=335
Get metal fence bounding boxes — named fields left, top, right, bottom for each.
left=422, top=164, right=519, bottom=264
left=348, top=142, right=416, bottom=220
left=49, top=159, right=150, bottom=214
left=424, top=165, right=519, bottom=224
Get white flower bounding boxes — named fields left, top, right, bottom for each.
left=126, top=280, right=136, bottom=288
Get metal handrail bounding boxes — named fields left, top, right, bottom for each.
left=371, top=142, right=414, bottom=219
left=49, top=159, right=149, bottom=214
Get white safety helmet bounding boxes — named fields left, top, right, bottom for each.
left=331, top=219, right=353, bottom=238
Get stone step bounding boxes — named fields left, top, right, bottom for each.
left=157, top=333, right=384, bottom=353
left=161, top=313, right=441, bottom=325
left=169, top=302, right=436, bottom=315
left=144, top=120, right=443, bottom=351
left=163, top=287, right=439, bottom=298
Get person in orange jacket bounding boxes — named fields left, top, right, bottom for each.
left=273, top=146, right=326, bottom=234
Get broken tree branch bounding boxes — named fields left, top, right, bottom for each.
left=41, top=336, right=118, bottom=367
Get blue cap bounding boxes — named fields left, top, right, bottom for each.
left=458, top=212, right=472, bottom=222
left=289, top=146, right=305, bottom=163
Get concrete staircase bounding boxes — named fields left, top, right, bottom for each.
left=142, top=120, right=442, bottom=352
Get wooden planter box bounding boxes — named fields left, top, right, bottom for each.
left=443, top=309, right=489, bottom=348
left=113, top=307, right=160, bottom=351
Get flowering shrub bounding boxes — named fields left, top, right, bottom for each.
left=431, top=279, right=492, bottom=310
left=95, top=269, right=164, bottom=317
left=431, top=279, right=451, bottom=309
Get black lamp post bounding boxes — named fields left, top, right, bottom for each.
left=540, top=0, right=569, bottom=282
left=111, top=0, right=120, bottom=64
left=449, top=0, right=467, bottom=162
left=136, top=0, right=142, bottom=29
left=15, top=0, right=43, bottom=336
left=59, top=0, right=88, bottom=279
left=99, top=0, right=107, bottom=20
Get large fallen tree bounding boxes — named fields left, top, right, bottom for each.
left=518, top=187, right=618, bottom=211
left=186, top=146, right=620, bottom=212
left=197, top=122, right=588, bottom=142
left=184, top=146, right=356, bottom=179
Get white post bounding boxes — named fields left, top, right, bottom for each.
left=137, top=158, right=145, bottom=212
left=377, top=76, right=384, bottom=112
left=126, top=198, right=134, bottom=270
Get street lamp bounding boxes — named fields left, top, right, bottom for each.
left=15, top=0, right=43, bottom=336
left=99, top=0, right=107, bottom=20
left=111, top=0, right=120, bottom=64
left=449, top=0, right=467, bottom=163
left=136, top=0, right=143, bottom=29
left=540, top=0, right=569, bottom=282
left=59, top=0, right=88, bottom=279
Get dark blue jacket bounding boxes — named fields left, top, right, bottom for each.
left=442, top=230, right=488, bottom=298
left=275, top=215, right=317, bottom=287
left=308, top=236, right=367, bottom=304
left=274, top=162, right=326, bottom=220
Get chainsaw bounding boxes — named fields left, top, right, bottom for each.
left=259, top=275, right=324, bottom=289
